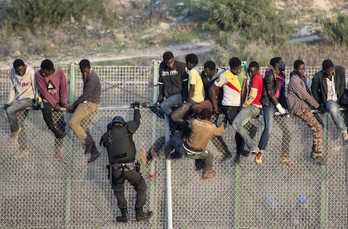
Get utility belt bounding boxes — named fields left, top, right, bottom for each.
left=183, top=143, right=202, bottom=156
left=112, top=162, right=136, bottom=172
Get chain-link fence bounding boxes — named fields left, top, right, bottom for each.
left=0, top=64, right=347, bottom=228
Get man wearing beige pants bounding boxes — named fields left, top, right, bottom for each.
left=67, top=59, right=101, bottom=163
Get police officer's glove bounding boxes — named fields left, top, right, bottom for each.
left=131, top=102, right=141, bottom=109
left=317, top=104, right=326, bottom=114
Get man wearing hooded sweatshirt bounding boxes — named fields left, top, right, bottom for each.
left=36, top=59, right=69, bottom=164
left=4, top=59, right=38, bottom=159
left=255, top=57, right=293, bottom=165
left=156, top=51, right=187, bottom=117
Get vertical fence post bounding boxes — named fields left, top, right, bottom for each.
left=65, top=62, right=76, bottom=225
left=150, top=61, right=160, bottom=227
left=234, top=165, right=241, bottom=228
left=320, top=112, right=328, bottom=229
left=165, top=115, right=173, bottom=229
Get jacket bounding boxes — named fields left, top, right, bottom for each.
left=287, top=71, right=319, bottom=115
left=261, top=67, right=288, bottom=109
left=310, top=66, right=346, bottom=105
left=158, top=60, right=187, bottom=102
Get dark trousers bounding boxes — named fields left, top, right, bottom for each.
left=41, top=102, right=66, bottom=134
left=222, top=106, right=245, bottom=151
left=112, top=168, right=147, bottom=210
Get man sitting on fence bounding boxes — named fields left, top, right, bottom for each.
left=156, top=51, right=187, bottom=117
left=209, top=57, right=256, bottom=163
left=100, top=102, right=153, bottom=223
left=171, top=53, right=205, bottom=137
left=311, top=59, right=348, bottom=140
left=157, top=108, right=227, bottom=180
left=256, top=57, right=293, bottom=165
left=36, top=59, right=69, bottom=164
left=67, top=59, right=101, bottom=163
left=287, top=60, right=326, bottom=165
left=4, top=59, right=39, bottom=159
left=191, top=60, right=232, bottom=162
left=232, top=61, right=264, bottom=167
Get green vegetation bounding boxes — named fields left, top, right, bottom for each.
left=0, top=0, right=348, bottom=67
left=320, top=13, right=348, bottom=46
left=200, top=0, right=292, bottom=46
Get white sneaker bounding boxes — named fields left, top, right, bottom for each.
left=247, top=147, right=259, bottom=161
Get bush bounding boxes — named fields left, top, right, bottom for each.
left=0, top=0, right=106, bottom=30
left=200, top=0, right=292, bottom=45
left=320, top=14, right=348, bottom=46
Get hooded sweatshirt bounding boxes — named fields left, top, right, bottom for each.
left=8, top=64, right=38, bottom=104
left=36, top=68, right=68, bottom=107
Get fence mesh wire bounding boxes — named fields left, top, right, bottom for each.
left=0, top=65, right=347, bottom=228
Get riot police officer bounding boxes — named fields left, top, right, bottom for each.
left=100, top=102, right=153, bottom=223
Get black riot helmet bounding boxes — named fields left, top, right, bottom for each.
left=112, top=115, right=126, bottom=126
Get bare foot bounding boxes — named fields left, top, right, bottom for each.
left=140, top=148, right=147, bottom=166
left=15, top=150, right=29, bottom=160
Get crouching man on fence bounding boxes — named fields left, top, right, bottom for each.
left=100, top=102, right=153, bottom=223
left=157, top=108, right=227, bottom=180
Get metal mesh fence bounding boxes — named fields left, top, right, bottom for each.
left=0, top=64, right=347, bottom=228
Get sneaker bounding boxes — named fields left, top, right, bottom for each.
left=341, top=129, right=348, bottom=141
left=255, top=152, right=262, bottom=164
left=247, top=147, right=259, bottom=161
left=202, top=170, right=216, bottom=180
left=14, top=150, right=29, bottom=160
left=9, top=127, right=21, bottom=142
left=310, top=154, right=327, bottom=165
left=279, top=156, right=294, bottom=166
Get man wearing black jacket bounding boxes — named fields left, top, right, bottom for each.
left=311, top=59, right=348, bottom=140
left=156, top=51, right=187, bottom=117
left=256, top=57, right=293, bottom=166
left=100, top=102, right=153, bottom=223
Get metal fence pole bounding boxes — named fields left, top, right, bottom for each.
left=320, top=112, right=328, bottom=229
left=165, top=115, right=173, bottom=229
left=65, top=62, right=76, bottom=225
left=150, top=61, right=160, bottom=227
left=234, top=165, right=241, bottom=228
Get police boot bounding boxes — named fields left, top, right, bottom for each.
left=135, top=208, right=153, bottom=222
left=116, top=207, right=129, bottom=223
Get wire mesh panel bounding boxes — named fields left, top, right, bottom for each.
left=0, top=108, right=167, bottom=228
left=72, top=66, right=154, bottom=106
left=0, top=64, right=348, bottom=228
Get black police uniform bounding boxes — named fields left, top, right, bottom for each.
left=101, top=108, right=148, bottom=221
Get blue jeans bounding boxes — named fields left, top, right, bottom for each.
left=6, top=98, right=33, bottom=132
left=326, top=100, right=347, bottom=131
left=159, top=137, right=214, bottom=173
left=258, top=103, right=291, bottom=157
left=160, top=94, right=182, bottom=117
left=232, top=105, right=261, bottom=150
